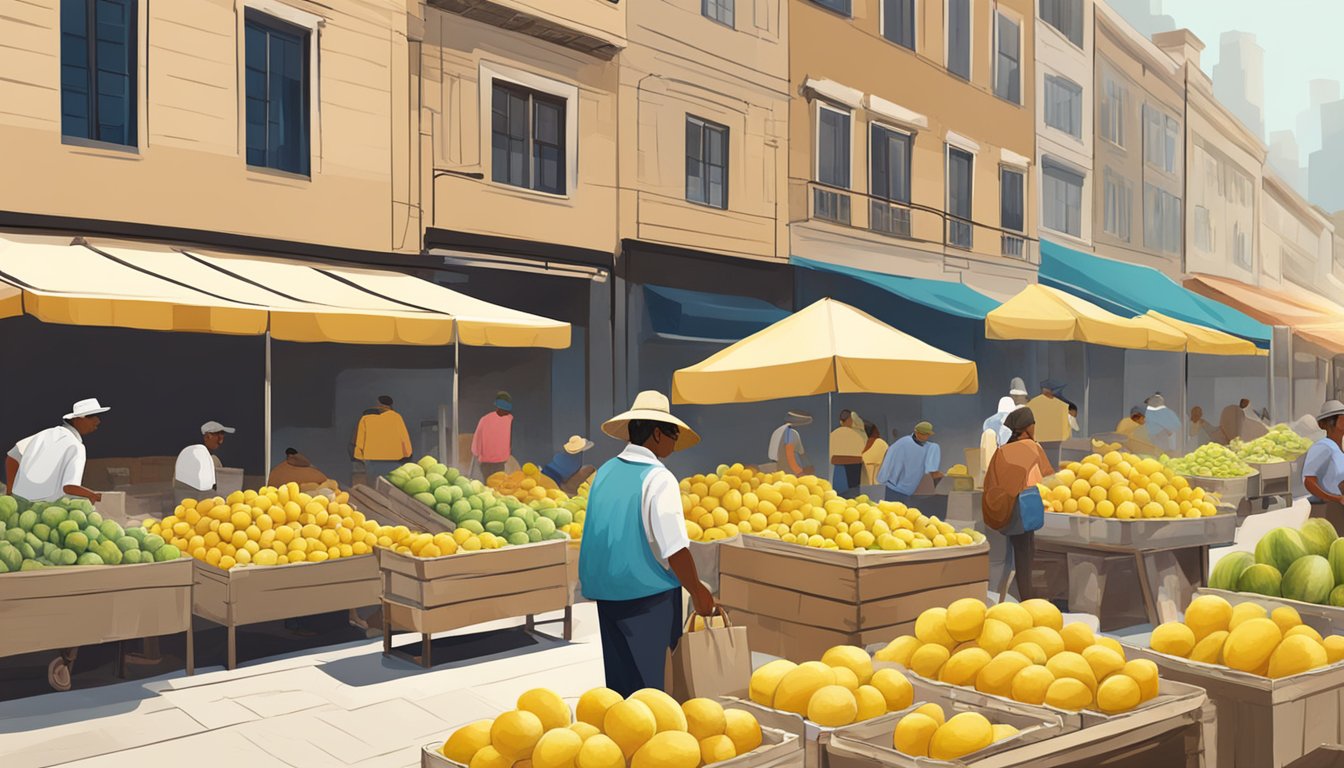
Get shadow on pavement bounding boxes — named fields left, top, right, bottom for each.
left=319, top=626, right=570, bottom=688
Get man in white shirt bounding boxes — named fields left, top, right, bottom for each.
left=6, top=398, right=108, bottom=503
left=1305, top=401, right=1344, bottom=532
left=174, top=421, right=235, bottom=497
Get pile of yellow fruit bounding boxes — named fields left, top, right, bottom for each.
left=440, top=687, right=764, bottom=768
left=873, top=598, right=1160, bottom=714
left=891, top=703, right=1019, bottom=761
left=748, top=646, right=915, bottom=726
left=1149, top=594, right=1344, bottom=678
left=1040, top=451, right=1219, bottom=520
left=680, top=465, right=985, bottom=551
left=488, top=464, right=568, bottom=503
left=1091, top=439, right=1123, bottom=453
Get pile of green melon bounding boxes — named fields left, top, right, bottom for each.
left=1212, top=519, right=1344, bottom=604
left=0, top=495, right=182, bottom=573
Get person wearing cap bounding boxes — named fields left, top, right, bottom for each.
left=876, top=422, right=943, bottom=504
left=580, top=391, right=714, bottom=696
left=830, top=409, right=866, bottom=494
left=1116, top=406, right=1158, bottom=456
left=982, top=407, right=1053, bottom=600
left=472, top=391, right=515, bottom=479
left=1009, top=378, right=1029, bottom=407
left=767, top=411, right=813, bottom=476
left=1304, top=401, right=1344, bottom=530
left=541, top=435, right=596, bottom=494
left=1145, top=393, right=1182, bottom=453
left=174, top=421, right=235, bottom=497
left=1026, top=380, right=1071, bottom=445
left=355, top=395, right=413, bottom=481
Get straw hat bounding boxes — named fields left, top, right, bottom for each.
left=563, top=435, right=594, bottom=454
left=602, top=391, right=700, bottom=450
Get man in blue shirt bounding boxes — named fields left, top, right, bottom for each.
left=1304, top=401, right=1344, bottom=531
left=540, top=434, right=595, bottom=494
left=877, top=421, right=943, bottom=503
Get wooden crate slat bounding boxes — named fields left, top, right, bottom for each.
left=386, top=586, right=570, bottom=636
left=0, top=584, right=191, bottom=657
left=386, top=563, right=570, bottom=610
left=0, top=559, right=193, bottom=599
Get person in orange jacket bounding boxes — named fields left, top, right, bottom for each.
left=354, top=395, right=412, bottom=481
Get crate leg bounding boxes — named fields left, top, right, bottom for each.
left=227, top=625, right=237, bottom=671
left=525, top=614, right=536, bottom=632
left=382, top=606, right=393, bottom=656
left=421, top=633, right=432, bottom=669
left=185, top=625, right=195, bottom=676
left=117, top=641, right=127, bottom=679
left=563, top=606, right=573, bottom=641
left=1065, top=551, right=1107, bottom=617
left=1134, top=551, right=1161, bottom=626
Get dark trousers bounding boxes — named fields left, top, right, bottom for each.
left=596, top=588, right=683, bottom=697
left=885, top=487, right=912, bottom=504
left=1008, top=531, right=1035, bottom=600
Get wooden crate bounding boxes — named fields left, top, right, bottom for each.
left=193, top=555, right=380, bottom=669
left=349, top=484, right=447, bottom=534
left=1036, top=510, right=1236, bottom=549
left=0, top=558, right=195, bottom=676
left=1197, top=588, right=1344, bottom=634
left=379, top=539, right=572, bottom=667
left=372, top=477, right=455, bottom=533
left=718, top=538, right=989, bottom=661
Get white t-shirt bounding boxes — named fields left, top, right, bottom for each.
left=10, top=425, right=86, bottom=502
left=175, top=444, right=220, bottom=492
left=1304, top=437, right=1344, bottom=502
left=617, top=444, right=691, bottom=565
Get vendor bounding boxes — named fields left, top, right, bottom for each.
left=1116, top=406, right=1159, bottom=456
left=174, top=421, right=234, bottom=497
left=982, top=407, right=1053, bottom=600
left=1189, top=406, right=1218, bottom=445
left=829, top=410, right=866, bottom=493
left=268, top=448, right=330, bottom=488
left=876, top=421, right=942, bottom=504
left=861, top=423, right=888, bottom=487
left=1304, top=400, right=1344, bottom=530
left=767, top=411, right=813, bottom=476
left=580, top=390, right=714, bottom=696
left=1027, top=380, right=1071, bottom=445
left=541, top=435, right=596, bottom=494
left=355, top=395, right=413, bottom=481
left=1145, top=394, right=1181, bottom=453
left=472, top=392, right=514, bottom=479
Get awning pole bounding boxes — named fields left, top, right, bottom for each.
left=1082, top=345, right=1090, bottom=437
left=827, top=391, right=833, bottom=483
left=451, top=327, right=460, bottom=469
left=264, top=331, right=272, bottom=480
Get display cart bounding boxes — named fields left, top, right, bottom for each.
left=379, top=538, right=572, bottom=668
left=1184, top=472, right=1259, bottom=521
left=1240, top=458, right=1302, bottom=516
left=369, top=477, right=456, bottom=533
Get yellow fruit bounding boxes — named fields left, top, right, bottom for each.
left=631, top=688, right=688, bottom=733
left=977, top=619, right=1015, bottom=656
left=569, top=723, right=601, bottom=742
left=910, top=643, right=952, bottom=679
left=1189, top=631, right=1229, bottom=664
left=871, top=668, right=915, bottom=711
left=723, top=709, right=762, bottom=755
left=1228, top=602, right=1268, bottom=631
left=1081, top=645, right=1126, bottom=682
left=1325, top=635, right=1344, bottom=664
left=1122, top=659, right=1160, bottom=701
left=893, top=713, right=940, bottom=757
left=1184, top=595, right=1233, bottom=641
left=823, top=645, right=874, bottom=685
left=975, top=651, right=1032, bottom=696
left=1286, top=625, right=1324, bottom=643
left=442, top=720, right=493, bottom=764
left=700, top=735, right=736, bottom=765
left=748, top=660, right=797, bottom=707
left=992, top=724, right=1019, bottom=742
left=873, top=636, right=921, bottom=666
left=1096, top=674, right=1141, bottom=713
left=1046, top=652, right=1098, bottom=693
left=929, top=712, right=994, bottom=761
left=1223, top=618, right=1283, bottom=673
left=532, top=728, right=584, bottom=768
left=576, top=735, right=625, bottom=768
left=576, top=687, right=623, bottom=728
left=1268, top=634, right=1328, bottom=679
left=946, top=598, right=988, bottom=642
left=1271, top=606, right=1303, bottom=634
left=1010, top=664, right=1055, bottom=705
left=1095, top=636, right=1127, bottom=658
left=682, top=698, right=726, bottom=741
left=913, top=703, right=946, bottom=726
left=470, top=746, right=513, bottom=768
left=853, top=685, right=887, bottom=721
left=987, top=602, right=1034, bottom=635
left=1045, top=677, right=1092, bottom=710
left=939, top=648, right=993, bottom=687
left=1021, top=599, right=1064, bottom=630
left=604, top=699, right=657, bottom=758
left=915, top=608, right=957, bottom=648
left=1059, top=623, right=1095, bottom=654
left=831, top=666, right=860, bottom=690
left=1012, top=642, right=1048, bottom=666
left=492, top=710, right=545, bottom=761
left=1013, top=627, right=1065, bottom=658
left=1151, top=622, right=1197, bottom=658
left=806, top=685, right=858, bottom=727
left=630, top=731, right=700, bottom=768
left=773, top=662, right=836, bottom=714
left=519, top=688, right=572, bottom=732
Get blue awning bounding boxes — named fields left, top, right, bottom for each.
left=791, top=256, right=1000, bottom=320
left=1038, top=239, right=1272, bottom=347
left=643, top=285, right=790, bottom=342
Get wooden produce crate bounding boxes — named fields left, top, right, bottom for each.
left=380, top=539, right=572, bottom=668
left=1124, top=639, right=1344, bottom=767
left=691, top=536, right=742, bottom=596
left=719, top=536, right=989, bottom=661
left=566, top=538, right=582, bottom=603
left=1185, top=472, right=1257, bottom=514
left=0, top=559, right=195, bottom=679
left=1197, top=588, right=1344, bottom=635
left=1036, top=510, right=1236, bottom=549
left=193, top=555, right=380, bottom=670
left=373, top=477, right=455, bottom=533
left=349, top=484, right=446, bottom=534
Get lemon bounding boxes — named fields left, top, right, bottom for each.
left=604, top=699, right=657, bottom=758
left=1228, top=602, right=1267, bottom=631
left=442, top=720, right=492, bottom=764
left=929, top=711, right=994, bottom=760
left=939, top=648, right=993, bottom=687
left=699, top=735, right=736, bottom=765
left=1021, top=599, right=1064, bottom=630
left=1010, top=664, right=1055, bottom=704
left=492, top=710, right=544, bottom=761
left=1046, top=651, right=1098, bottom=693
left=1012, top=642, right=1048, bottom=666
left=822, top=645, right=874, bottom=685
left=1183, top=594, right=1232, bottom=641
left=991, top=723, right=1019, bottom=742
left=854, top=685, right=888, bottom=721
left=831, top=666, right=860, bottom=690
left=1122, top=659, right=1160, bottom=701
left=1013, top=627, right=1065, bottom=658
left=946, top=598, right=988, bottom=642
left=518, top=688, right=572, bottom=732
left=873, top=636, right=921, bottom=666
left=870, top=668, right=914, bottom=711
left=1081, top=645, right=1126, bottom=682
left=986, top=602, right=1034, bottom=635
left=631, top=689, right=687, bottom=733
left=893, top=713, right=940, bottom=757
left=1150, top=622, right=1197, bottom=658
left=773, top=662, right=836, bottom=714
left=1189, top=630, right=1229, bottom=664
left=1285, top=625, right=1324, bottom=644
left=630, top=731, right=700, bottom=768
left=1045, top=677, right=1092, bottom=710
left=1271, top=605, right=1303, bottom=634
left=748, top=660, right=796, bottom=707
left=1268, top=634, right=1328, bottom=679
left=1325, top=635, right=1344, bottom=663
left=1223, top=618, right=1282, bottom=673
left=1094, top=635, right=1127, bottom=658
left=806, top=684, right=858, bottom=727
left=1060, top=622, right=1095, bottom=654
left=470, top=746, right=513, bottom=768
left=681, top=698, right=726, bottom=741
left=723, top=709, right=762, bottom=755
left=576, top=735, right=625, bottom=768
left=975, top=650, right=1032, bottom=696
left=532, top=728, right=584, bottom=768
left=976, top=619, right=1015, bottom=656
left=915, top=608, right=957, bottom=648
left=1096, top=674, right=1141, bottom=713
left=569, top=723, right=601, bottom=742
left=910, top=643, right=952, bottom=679
left=576, top=687, right=623, bottom=728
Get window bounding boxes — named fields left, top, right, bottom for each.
left=947, top=0, right=971, bottom=80
left=1143, top=183, right=1182, bottom=254
left=702, top=0, right=733, bottom=26
left=947, top=146, right=974, bottom=249
left=492, top=82, right=566, bottom=195
left=1194, top=205, right=1213, bottom=252
left=1101, top=74, right=1126, bottom=148
left=245, top=12, right=310, bottom=175
left=883, top=0, right=916, bottom=50
left=870, top=125, right=912, bottom=237
left=814, top=105, right=852, bottom=224
left=61, top=0, right=137, bottom=146
left=1044, top=76, right=1083, bottom=139
left=1144, top=105, right=1178, bottom=173
left=1233, top=223, right=1251, bottom=269
left=1040, top=0, right=1083, bottom=47
left=686, top=116, right=728, bottom=209
left=994, top=12, right=1021, bottom=103
left=1042, top=161, right=1083, bottom=237
left=812, top=0, right=852, bottom=14
left=1103, top=170, right=1132, bottom=242
left=1001, top=167, right=1026, bottom=257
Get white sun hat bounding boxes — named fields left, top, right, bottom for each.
left=602, top=391, right=700, bottom=450
left=563, top=435, right=594, bottom=454
left=64, top=398, right=110, bottom=420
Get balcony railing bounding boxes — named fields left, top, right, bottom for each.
left=813, top=187, right=852, bottom=225
left=870, top=199, right=913, bottom=238
left=1001, top=233, right=1026, bottom=259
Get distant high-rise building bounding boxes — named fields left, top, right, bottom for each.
left=1212, top=31, right=1265, bottom=140
left=1107, top=0, right=1175, bottom=39
left=1296, top=79, right=1341, bottom=161
left=1268, top=131, right=1306, bottom=195
left=1309, top=100, right=1344, bottom=213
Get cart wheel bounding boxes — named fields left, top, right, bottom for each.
left=47, top=657, right=72, bottom=692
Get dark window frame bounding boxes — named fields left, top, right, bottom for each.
left=61, top=0, right=138, bottom=147
left=882, top=0, right=916, bottom=50
left=244, top=10, right=312, bottom=176
left=491, top=80, right=568, bottom=196
left=993, top=10, right=1022, bottom=103
left=812, top=0, right=853, bottom=15
left=702, top=0, right=734, bottom=27
left=686, top=115, right=729, bottom=210
left=947, top=145, right=974, bottom=249
left=1040, top=0, right=1083, bottom=48
left=947, top=0, right=972, bottom=80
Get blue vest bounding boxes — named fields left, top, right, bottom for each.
left=579, top=457, right=682, bottom=601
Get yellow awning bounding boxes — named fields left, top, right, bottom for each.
left=672, top=298, right=978, bottom=404
left=986, top=284, right=1186, bottom=351
left=1145, top=311, right=1266, bottom=356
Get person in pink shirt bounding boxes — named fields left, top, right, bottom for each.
left=472, top=391, right=514, bottom=477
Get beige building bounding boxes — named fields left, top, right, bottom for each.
left=1092, top=1, right=1184, bottom=276
left=787, top=0, right=1038, bottom=299
left=1036, top=0, right=1094, bottom=248
left=1260, top=174, right=1336, bottom=300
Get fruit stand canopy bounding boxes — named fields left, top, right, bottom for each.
left=986, top=284, right=1190, bottom=351
left=671, top=298, right=979, bottom=404
left=791, top=255, right=1000, bottom=320
left=0, top=234, right=569, bottom=348
left=643, top=285, right=791, bottom=342
left=1184, top=273, right=1344, bottom=356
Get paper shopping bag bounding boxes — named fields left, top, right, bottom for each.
left=668, top=608, right=751, bottom=701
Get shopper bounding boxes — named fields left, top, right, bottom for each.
left=829, top=410, right=866, bottom=493
left=1116, top=406, right=1159, bottom=456
left=766, top=410, right=813, bottom=476
left=472, top=391, right=514, bottom=478
left=1304, top=401, right=1344, bottom=531
left=982, top=397, right=1015, bottom=447
left=1009, top=377, right=1029, bottom=407
left=876, top=421, right=943, bottom=504
left=1065, top=401, right=1081, bottom=436
left=982, top=407, right=1053, bottom=601
left=861, top=422, right=888, bottom=487
left=354, top=395, right=413, bottom=481
left=541, top=435, right=596, bottom=495
left=1145, top=394, right=1182, bottom=453
left=1189, top=406, right=1218, bottom=446
left=268, top=448, right=330, bottom=488
left=1026, top=380, right=1071, bottom=444
left=580, top=390, right=714, bottom=696
left=174, top=421, right=234, bottom=497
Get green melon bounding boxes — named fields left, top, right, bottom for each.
left=508, top=531, right=531, bottom=547
left=404, top=476, right=431, bottom=496
left=154, top=545, right=181, bottom=562
left=65, top=531, right=89, bottom=555
left=460, top=520, right=484, bottom=535
left=1256, top=527, right=1309, bottom=574
left=1283, top=555, right=1335, bottom=604
left=1329, top=538, right=1344, bottom=587
left=485, top=521, right=506, bottom=535
left=0, top=544, right=20, bottom=572
left=412, top=492, right=437, bottom=509
left=450, top=499, right=472, bottom=522
left=426, top=473, right=448, bottom=492
left=433, top=485, right=455, bottom=505
left=1301, top=519, right=1339, bottom=557
left=76, top=552, right=103, bottom=566
left=502, top=517, right=526, bottom=535
left=1330, top=585, right=1344, bottom=607
left=1239, top=563, right=1284, bottom=597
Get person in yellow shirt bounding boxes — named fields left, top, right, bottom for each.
left=355, top=395, right=413, bottom=480
left=1026, top=379, right=1071, bottom=445
left=1116, top=406, right=1159, bottom=456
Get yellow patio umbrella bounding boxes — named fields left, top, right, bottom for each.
left=672, top=298, right=978, bottom=404
left=985, top=284, right=1186, bottom=350
left=1145, top=311, right=1266, bottom=357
